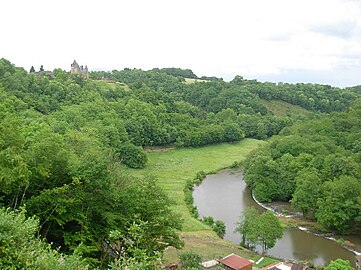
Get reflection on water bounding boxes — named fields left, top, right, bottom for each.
left=193, top=169, right=357, bottom=266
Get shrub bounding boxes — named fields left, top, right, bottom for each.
left=179, top=252, right=202, bottom=269
left=119, top=143, right=147, bottom=168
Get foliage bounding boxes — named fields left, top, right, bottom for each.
left=236, top=208, right=283, bottom=253
left=244, top=100, right=361, bottom=231
left=119, top=143, right=148, bottom=168
left=0, top=57, right=360, bottom=266
left=201, top=216, right=226, bottom=238
left=179, top=252, right=202, bottom=269
left=0, top=207, right=88, bottom=270
left=324, top=259, right=354, bottom=270
left=108, top=221, right=162, bottom=269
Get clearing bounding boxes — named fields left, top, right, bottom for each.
left=262, top=99, right=313, bottom=118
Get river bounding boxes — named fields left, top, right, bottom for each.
left=193, top=169, right=359, bottom=266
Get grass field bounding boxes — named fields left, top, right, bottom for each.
left=127, top=139, right=265, bottom=231
left=262, top=99, right=313, bottom=118
left=125, top=139, right=276, bottom=264
left=183, top=78, right=209, bottom=84
left=93, top=79, right=131, bottom=91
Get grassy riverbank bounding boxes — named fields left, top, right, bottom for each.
left=128, top=139, right=265, bottom=231
left=125, top=139, right=273, bottom=264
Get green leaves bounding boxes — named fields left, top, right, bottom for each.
left=324, top=259, right=354, bottom=270
left=0, top=207, right=88, bottom=270
left=316, top=176, right=361, bottom=232
left=119, top=143, right=148, bottom=168
left=236, top=208, right=283, bottom=253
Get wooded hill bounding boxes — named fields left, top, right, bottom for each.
left=244, top=100, right=361, bottom=232
left=0, top=58, right=360, bottom=268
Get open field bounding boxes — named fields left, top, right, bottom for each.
left=183, top=78, right=209, bottom=84
left=125, top=139, right=274, bottom=264
left=93, top=79, right=131, bottom=91
left=127, top=139, right=265, bottom=231
left=262, top=99, right=313, bottom=118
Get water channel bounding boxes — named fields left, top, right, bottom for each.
left=193, top=169, right=359, bottom=266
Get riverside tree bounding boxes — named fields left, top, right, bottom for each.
left=236, top=208, right=283, bottom=253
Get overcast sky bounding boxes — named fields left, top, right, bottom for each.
left=1, top=0, right=361, bottom=87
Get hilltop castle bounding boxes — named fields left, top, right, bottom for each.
left=71, top=60, right=89, bottom=79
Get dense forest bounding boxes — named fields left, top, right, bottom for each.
left=0, top=58, right=360, bottom=268
left=244, top=101, right=361, bottom=232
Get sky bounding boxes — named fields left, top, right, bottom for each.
left=1, top=0, right=361, bottom=87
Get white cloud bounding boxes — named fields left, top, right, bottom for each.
left=1, top=0, right=361, bottom=87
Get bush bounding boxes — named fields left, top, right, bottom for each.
left=179, top=252, right=202, bottom=269
left=119, top=143, right=147, bottom=168
left=212, top=220, right=226, bottom=238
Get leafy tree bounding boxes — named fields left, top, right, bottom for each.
left=108, top=221, right=161, bottom=269
left=30, top=66, right=35, bottom=73
left=40, top=65, right=44, bottom=72
left=291, top=169, right=321, bottom=218
left=316, top=176, right=361, bottom=232
left=235, top=207, right=259, bottom=247
left=0, top=207, right=88, bottom=270
left=119, top=143, right=147, bottom=168
left=324, top=259, right=354, bottom=270
left=116, top=178, right=184, bottom=253
left=236, top=208, right=282, bottom=253
left=256, top=211, right=283, bottom=253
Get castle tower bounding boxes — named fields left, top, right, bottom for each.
left=71, top=60, right=80, bottom=74
left=70, top=60, right=88, bottom=79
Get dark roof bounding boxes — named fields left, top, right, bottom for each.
left=219, top=254, right=252, bottom=270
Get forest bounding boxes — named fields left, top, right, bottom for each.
left=244, top=100, right=361, bottom=232
left=0, top=57, right=360, bottom=268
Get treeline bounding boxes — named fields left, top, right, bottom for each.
left=236, top=76, right=358, bottom=112
left=0, top=58, right=300, bottom=158
left=244, top=100, right=361, bottom=232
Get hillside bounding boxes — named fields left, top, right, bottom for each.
left=0, top=58, right=360, bottom=268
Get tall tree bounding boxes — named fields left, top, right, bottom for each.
left=236, top=208, right=283, bottom=253
left=291, top=169, right=321, bottom=218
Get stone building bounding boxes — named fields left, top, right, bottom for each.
left=71, top=60, right=89, bottom=79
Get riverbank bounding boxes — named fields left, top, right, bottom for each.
left=124, top=139, right=271, bottom=263
left=252, top=192, right=361, bottom=257
left=193, top=169, right=358, bottom=266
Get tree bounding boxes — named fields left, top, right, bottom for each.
left=0, top=207, right=88, bottom=270
left=116, top=178, right=184, bottom=253
left=316, top=176, right=361, bottom=232
left=108, top=221, right=162, bottom=269
left=235, top=207, right=259, bottom=247
left=30, top=66, right=35, bottom=73
left=235, top=208, right=282, bottom=253
left=324, top=259, right=353, bottom=270
left=119, top=143, right=147, bottom=168
left=256, top=211, right=283, bottom=253
left=291, top=169, right=321, bottom=218
left=40, top=65, right=44, bottom=72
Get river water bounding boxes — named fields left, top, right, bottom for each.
left=193, top=169, right=359, bottom=266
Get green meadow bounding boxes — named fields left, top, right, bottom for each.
left=125, top=139, right=272, bottom=262
left=128, top=138, right=265, bottom=231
